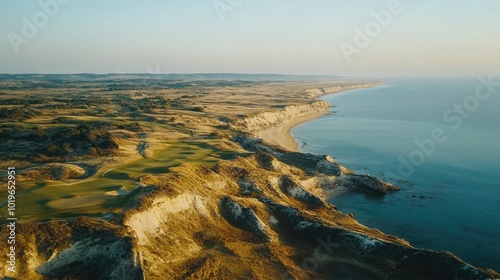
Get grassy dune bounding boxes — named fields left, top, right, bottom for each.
left=0, top=74, right=369, bottom=222
left=1, top=140, right=244, bottom=221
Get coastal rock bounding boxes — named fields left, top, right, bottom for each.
left=237, top=180, right=262, bottom=195
left=278, top=175, right=325, bottom=208
left=265, top=201, right=497, bottom=280
left=279, top=152, right=346, bottom=176
left=36, top=237, right=143, bottom=280
left=334, top=174, right=400, bottom=194
left=232, top=135, right=347, bottom=176
left=0, top=218, right=144, bottom=280
left=219, top=196, right=270, bottom=241
left=1, top=142, right=497, bottom=279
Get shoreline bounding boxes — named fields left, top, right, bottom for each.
left=257, top=81, right=500, bottom=273
left=254, top=110, right=328, bottom=151
left=255, top=83, right=381, bottom=151
left=2, top=76, right=498, bottom=278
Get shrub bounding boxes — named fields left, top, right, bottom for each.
left=62, top=142, right=72, bottom=153
left=88, top=147, right=99, bottom=157
left=191, top=106, right=205, bottom=112
left=45, top=144, right=60, bottom=155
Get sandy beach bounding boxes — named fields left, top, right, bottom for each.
left=253, top=83, right=382, bottom=151
left=255, top=110, right=329, bottom=151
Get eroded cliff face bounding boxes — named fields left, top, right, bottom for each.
left=304, top=83, right=384, bottom=98
left=228, top=83, right=382, bottom=137
left=230, top=100, right=331, bottom=132
left=1, top=137, right=498, bottom=280
left=0, top=218, right=144, bottom=280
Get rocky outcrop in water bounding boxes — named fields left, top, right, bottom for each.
left=335, top=174, right=400, bottom=194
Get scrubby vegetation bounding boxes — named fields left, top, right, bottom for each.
left=0, top=107, right=42, bottom=120
left=0, top=75, right=220, bottom=165
left=0, top=73, right=368, bottom=221
left=0, top=123, right=119, bottom=162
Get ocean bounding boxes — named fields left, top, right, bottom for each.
left=292, top=78, right=500, bottom=271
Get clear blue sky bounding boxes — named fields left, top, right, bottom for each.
left=1, top=0, right=499, bottom=77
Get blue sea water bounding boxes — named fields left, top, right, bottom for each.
left=292, top=78, right=500, bottom=271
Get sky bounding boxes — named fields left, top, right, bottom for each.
left=0, top=0, right=499, bottom=78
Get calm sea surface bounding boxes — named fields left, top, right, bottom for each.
left=292, top=78, right=500, bottom=271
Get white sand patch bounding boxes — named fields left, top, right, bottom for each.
left=296, top=220, right=315, bottom=230
left=125, top=194, right=209, bottom=245
left=227, top=199, right=243, bottom=218
left=288, top=186, right=308, bottom=199
left=105, top=186, right=129, bottom=196
left=268, top=215, right=279, bottom=225
left=344, top=233, right=382, bottom=251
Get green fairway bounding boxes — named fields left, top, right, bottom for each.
left=0, top=140, right=243, bottom=222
